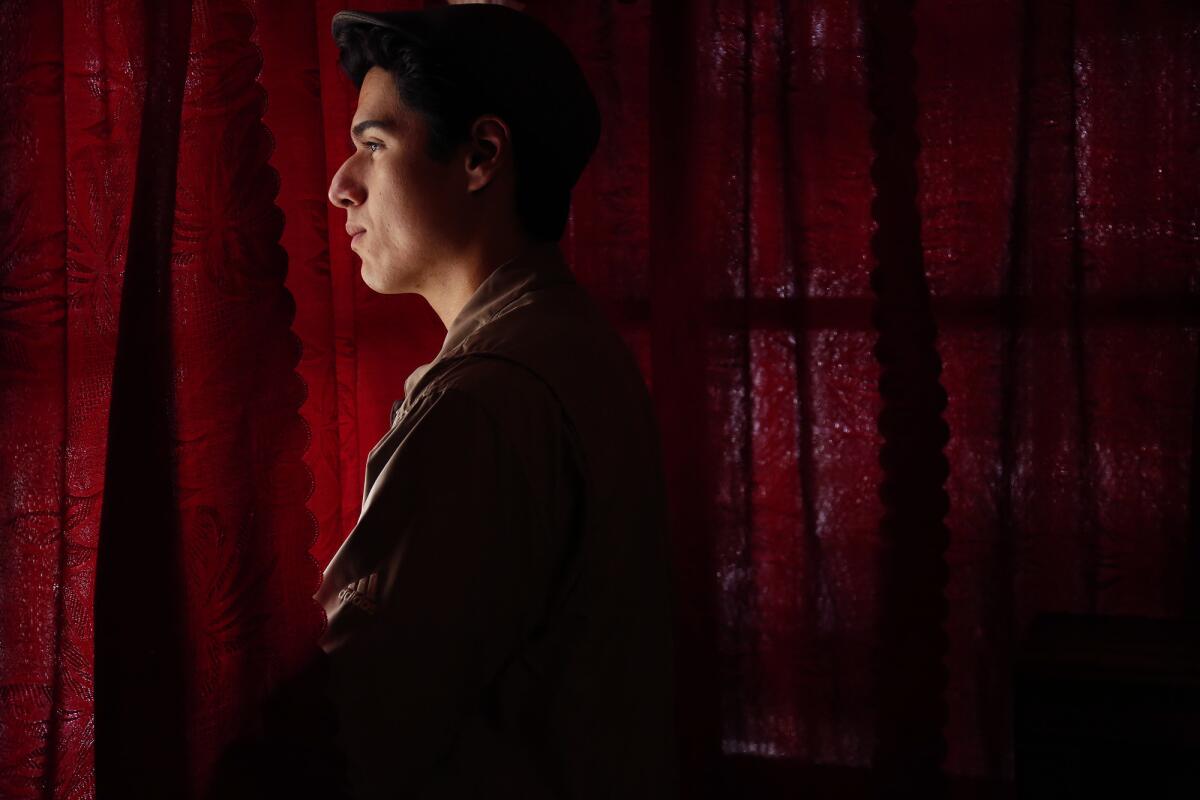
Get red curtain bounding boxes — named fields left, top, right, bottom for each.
left=2, top=0, right=1197, bottom=798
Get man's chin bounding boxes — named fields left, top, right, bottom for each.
left=360, top=264, right=388, bottom=294
left=360, top=264, right=406, bottom=295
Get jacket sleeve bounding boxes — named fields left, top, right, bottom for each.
left=315, top=384, right=566, bottom=799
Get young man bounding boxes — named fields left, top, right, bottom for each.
left=315, top=6, right=679, bottom=799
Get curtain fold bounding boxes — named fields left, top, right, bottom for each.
left=92, top=0, right=191, bottom=792
left=1, top=1, right=1197, bottom=798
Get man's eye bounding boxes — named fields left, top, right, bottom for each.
left=363, top=141, right=382, bottom=153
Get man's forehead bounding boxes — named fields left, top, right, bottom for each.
left=351, top=116, right=401, bottom=140
left=351, top=68, right=403, bottom=130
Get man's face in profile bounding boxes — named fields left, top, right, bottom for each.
left=327, top=66, right=468, bottom=294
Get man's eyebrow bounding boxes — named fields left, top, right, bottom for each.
left=351, top=119, right=398, bottom=141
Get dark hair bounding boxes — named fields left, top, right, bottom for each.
left=335, top=23, right=571, bottom=243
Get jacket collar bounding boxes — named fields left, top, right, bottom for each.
left=401, top=240, right=576, bottom=402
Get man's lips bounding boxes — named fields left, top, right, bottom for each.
left=350, top=230, right=366, bottom=246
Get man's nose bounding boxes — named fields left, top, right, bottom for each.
left=328, top=159, right=364, bottom=208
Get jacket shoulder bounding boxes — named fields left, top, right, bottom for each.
left=432, top=355, right=574, bottom=446
left=437, top=353, right=559, bottom=406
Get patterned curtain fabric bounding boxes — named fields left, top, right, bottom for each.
left=1, top=0, right=1197, bottom=798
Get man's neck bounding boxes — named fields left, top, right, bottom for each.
left=422, top=234, right=536, bottom=330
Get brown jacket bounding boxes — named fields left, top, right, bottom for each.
left=313, top=241, right=679, bottom=799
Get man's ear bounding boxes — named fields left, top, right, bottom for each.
left=464, top=115, right=511, bottom=193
